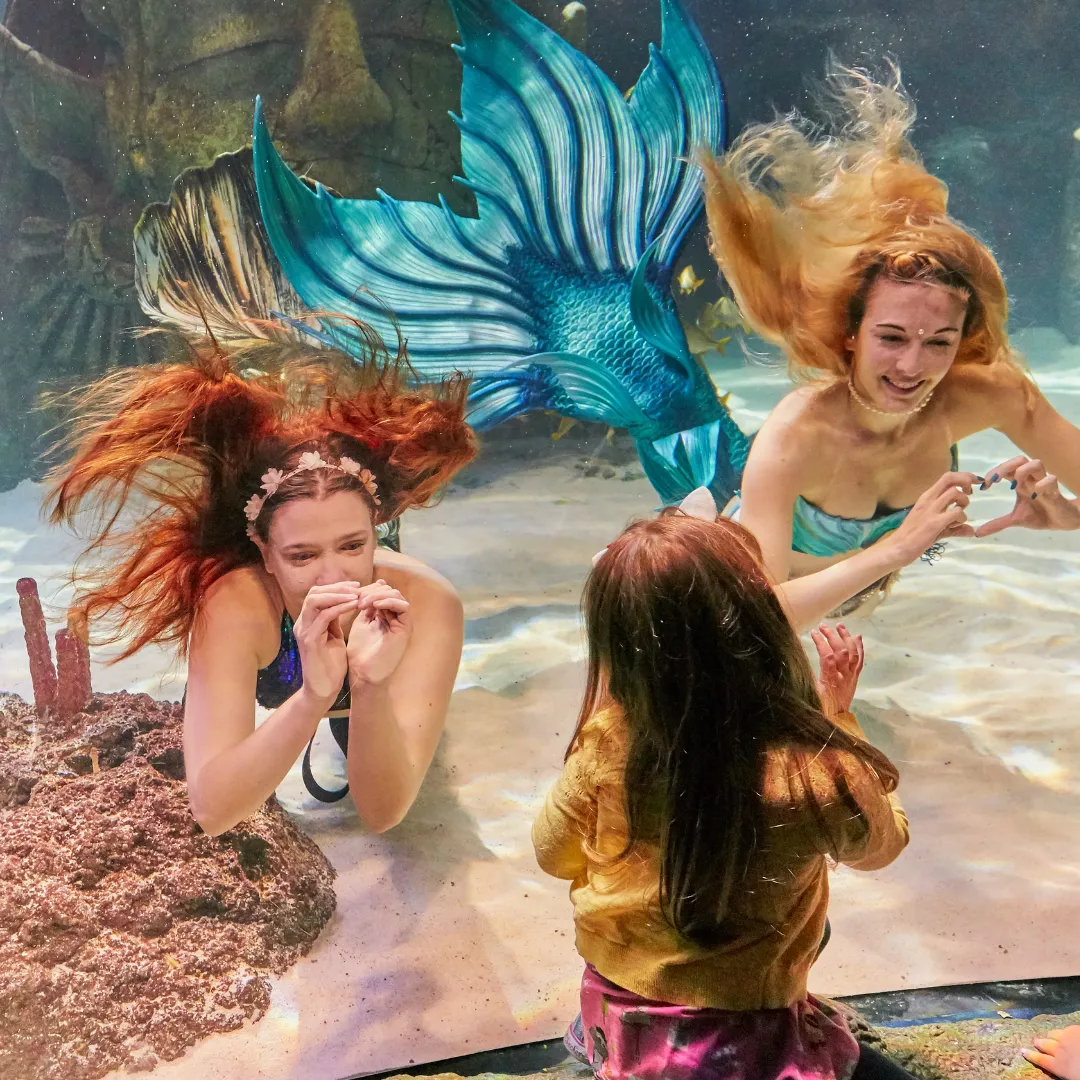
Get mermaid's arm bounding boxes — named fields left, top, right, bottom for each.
left=954, top=362, right=1080, bottom=496
left=344, top=571, right=463, bottom=833
left=997, top=389, right=1080, bottom=498
left=184, top=579, right=329, bottom=836
left=738, top=411, right=911, bottom=630
left=771, top=549, right=906, bottom=632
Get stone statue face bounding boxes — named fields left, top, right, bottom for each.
left=83, top=0, right=400, bottom=199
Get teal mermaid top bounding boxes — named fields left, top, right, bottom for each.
left=789, top=446, right=959, bottom=558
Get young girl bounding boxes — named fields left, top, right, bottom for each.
left=45, top=324, right=474, bottom=834
left=534, top=505, right=914, bottom=1079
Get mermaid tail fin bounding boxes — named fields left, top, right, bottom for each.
left=252, top=0, right=723, bottom=388
left=134, top=148, right=311, bottom=344
left=140, top=0, right=747, bottom=504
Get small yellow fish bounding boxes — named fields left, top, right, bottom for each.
left=683, top=323, right=732, bottom=358
left=677, top=265, right=704, bottom=294
left=698, top=295, right=747, bottom=332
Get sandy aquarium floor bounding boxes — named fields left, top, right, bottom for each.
left=1, top=328, right=1079, bottom=1078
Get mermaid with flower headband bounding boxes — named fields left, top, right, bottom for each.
left=44, top=324, right=475, bottom=832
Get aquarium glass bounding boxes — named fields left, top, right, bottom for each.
left=1, top=0, right=1078, bottom=1077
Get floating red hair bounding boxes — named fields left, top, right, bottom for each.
left=43, top=323, right=475, bottom=660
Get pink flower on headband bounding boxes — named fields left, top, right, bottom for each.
left=260, top=468, right=285, bottom=497
left=243, top=494, right=265, bottom=521
left=296, top=451, right=328, bottom=472
left=358, top=469, right=381, bottom=505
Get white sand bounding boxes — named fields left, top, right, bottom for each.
left=2, top=328, right=1079, bottom=1078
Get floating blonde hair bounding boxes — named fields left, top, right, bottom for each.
left=700, top=63, right=1021, bottom=383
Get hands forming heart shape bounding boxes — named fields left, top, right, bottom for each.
left=972, top=456, right=1080, bottom=537
left=891, top=457, right=1080, bottom=564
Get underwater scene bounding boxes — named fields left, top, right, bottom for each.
left=1, top=0, right=1079, bottom=1078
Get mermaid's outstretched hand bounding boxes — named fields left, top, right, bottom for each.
left=886, top=471, right=979, bottom=564
left=812, top=622, right=864, bottom=717
left=975, top=456, right=1080, bottom=536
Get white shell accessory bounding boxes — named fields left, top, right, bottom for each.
left=678, top=486, right=718, bottom=521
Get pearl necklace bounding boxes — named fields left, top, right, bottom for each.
left=847, top=377, right=935, bottom=418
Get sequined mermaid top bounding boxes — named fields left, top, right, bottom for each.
left=254, top=611, right=351, bottom=714
left=789, top=445, right=959, bottom=558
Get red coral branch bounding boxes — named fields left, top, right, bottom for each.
left=55, top=627, right=93, bottom=717
left=16, top=577, right=56, bottom=714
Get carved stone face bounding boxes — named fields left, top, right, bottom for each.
left=3, top=0, right=468, bottom=207
left=87, top=0, right=397, bottom=200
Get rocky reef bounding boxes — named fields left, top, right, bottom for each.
left=0, top=580, right=337, bottom=1080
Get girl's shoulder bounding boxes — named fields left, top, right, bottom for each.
left=572, top=705, right=628, bottom=767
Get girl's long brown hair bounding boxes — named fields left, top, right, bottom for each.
left=700, top=64, right=1025, bottom=386
left=570, top=512, right=899, bottom=948
left=43, top=320, right=475, bottom=660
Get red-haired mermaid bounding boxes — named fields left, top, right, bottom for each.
left=44, top=322, right=475, bottom=832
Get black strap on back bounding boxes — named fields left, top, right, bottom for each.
left=301, top=715, right=351, bottom=803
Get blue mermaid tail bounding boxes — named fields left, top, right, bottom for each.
left=251, top=0, right=750, bottom=505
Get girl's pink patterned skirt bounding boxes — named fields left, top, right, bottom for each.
left=576, top=965, right=861, bottom=1080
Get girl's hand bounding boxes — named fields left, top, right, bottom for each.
left=346, top=579, right=411, bottom=688
left=292, top=582, right=361, bottom=706
left=886, top=471, right=979, bottom=564
left=812, top=622, right=864, bottom=717
left=975, top=456, right=1080, bottom=537
left=1024, top=1026, right=1080, bottom=1080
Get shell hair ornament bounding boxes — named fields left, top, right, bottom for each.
left=244, top=450, right=380, bottom=540
left=591, top=487, right=719, bottom=565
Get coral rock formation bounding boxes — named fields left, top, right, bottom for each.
left=0, top=581, right=337, bottom=1080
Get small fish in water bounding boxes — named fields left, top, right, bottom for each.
left=699, top=295, right=747, bottom=332
left=677, top=265, right=704, bottom=294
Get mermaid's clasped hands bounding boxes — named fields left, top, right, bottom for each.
left=293, top=579, right=411, bottom=707
left=884, top=459, right=1080, bottom=562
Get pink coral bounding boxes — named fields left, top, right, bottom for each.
left=55, top=628, right=93, bottom=718
left=16, top=578, right=57, bottom=714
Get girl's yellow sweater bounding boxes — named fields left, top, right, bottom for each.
left=532, top=706, right=909, bottom=1010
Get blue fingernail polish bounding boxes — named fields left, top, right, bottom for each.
left=1031, top=492, right=1038, bottom=500
left=991, top=473, right=1000, bottom=483
left=1010, top=480, right=1017, bottom=490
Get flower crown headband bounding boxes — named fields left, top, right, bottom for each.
left=244, top=450, right=380, bottom=540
